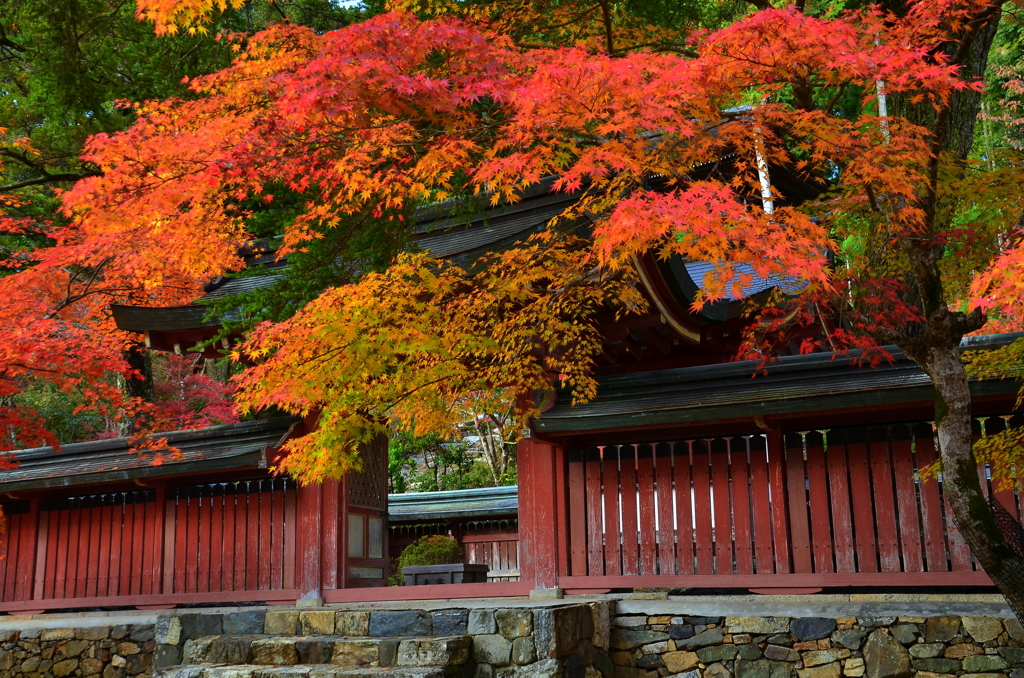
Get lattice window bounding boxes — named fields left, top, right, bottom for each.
left=348, top=434, right=387, bottom=510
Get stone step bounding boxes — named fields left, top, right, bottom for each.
left=157, top=663, right=458, bottom=678
left=183, top=636, right=471, bottom=669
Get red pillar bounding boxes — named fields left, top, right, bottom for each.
left=295, top=482, right=324, bottom=604
left=518, top=438, right=565, bottom=591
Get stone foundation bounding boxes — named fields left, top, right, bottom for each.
left=0, top=625, right=154, bottom=678
left=607, top=613, right=1024, bottom=678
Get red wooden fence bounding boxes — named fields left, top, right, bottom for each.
left=0, top=479, right=300, bottom=612
left=556, top=416, right=1019, bottom=590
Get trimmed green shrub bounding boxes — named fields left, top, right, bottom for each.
left=391, top=535, right=463, bottom=585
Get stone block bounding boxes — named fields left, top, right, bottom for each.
left=728, top=619, right=791, bottom=635
left=511, top=637, right=535, bottom=666
left=329, top=639, right=379, bottom=667
left=265, top=612, right=301, bottom=636
left=615, top=617, right=648, bottom=627
left=495, top=610, right=533, bottom=640
left=945, top=644, right=984, bottom=658
left=125, top=652, right=151, bottom=676
left=432, top=609, right=469, bottom=637
left=251, top=639, right=299, bottom=665
left=1005, top=620, right=1024, bottom=642
left=130, top=626, right=155, bottom=642
left=379, top=639, right=399, bottom=667
left=178, top=614, right=222, bottom=640
left=666, top=672, right=699, bottom=678
left=75, top=628, right=110, bottom=641
left=698, top=645, right=738, bottom=664
left=52, top=658, right=78, bottom=677
left=62, top=639, right=91, bottom=657
left=858, top=619, right=897, bottom=629
left=912, top=659, right=962, bottom=674
left=792, top=619, right=837, bottom=642
left=669, top=626, right=696, bottom=641
left=736, top=659, right=776, bottom=678
left=610, top=629, right=671, bottom=652
left=335, top=611, right=370, bottom=637
left=294, top=639, right=333, bottom=664
left=663, top=651, right=699, bottom=674
left=21, top=656, right=40, bottom=673
left=706, top=662, right=733, bottom=678
left=300, top=611, right=337, bottom=636
left=738, top=644, right=763, bottom=661
left=999, top=646, right=1024, bottom=663
left=765, top=645, right=799, bottom=662
left=473, top=635, right=512, bottom=666
left=641, top=641, right=669, bottom=655
left=769, top=634, right=795, bottom=648
left=614, top=666, right=656, bottom=678
left=80, top=657, right=104, bottom=675
left=370, top=610, right=432, bottom=637
left=535, top=605, right=593, bottom=659
left=637, top=653, right=665, bottom=670
left=152, top=644, right=181, bottom=670
left=41, top=629, right=74, bottom=641
left=475, top=664, right=495, bottom=678
left=862, top=629, right=911, bottom=678
left=844, top=658, right=865, bottom=678
left=223, top=611, right=267, bottom=635
left=189, top=636, right=251, bottom=664
left=796, top=663, right=841, bottom=678
left=802, top=650, right=850, bottom=667
left=963, top=655, right=1009, bottom=672
left=117, top=641, right=141, bottom=656
left=397, top=636, right=471, bottom=667
left=591, top=602, right=613, bottom=652
left=924, top=618, right=960, bottom=643
left=964, top=618, right=1005, bottom=644
left=961, top=674, right=1008, bottom=678
left=912, top=672, right=955, bottom=678
left=155, top=617, right=182, bottom=646
left=889, top=625, right=918, bottom=646
left=469, top=610, right=498, bottom=635
left=675, top=629, right=724, bottom=651
left=909, top=644, right=945, bottom=659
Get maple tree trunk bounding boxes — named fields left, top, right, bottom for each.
left=922, top=347, right=1024, bottom=621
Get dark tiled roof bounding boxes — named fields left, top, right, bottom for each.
left=388, top=486, right=518, bottom=521
left=0, top=418, right=298, bottom=493
left=535, top=332, right=1024, bottom=433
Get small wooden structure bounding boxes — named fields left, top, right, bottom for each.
left=0, top=417, right=389, bottom=612
left=388, top=486, right=520, bottom=581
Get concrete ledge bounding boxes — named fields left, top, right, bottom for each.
left=613, top=593, right=1013, bottom=619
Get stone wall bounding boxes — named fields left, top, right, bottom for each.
left=608, top=613, right=1024, bottom=678
left=0, top=625, right=154, bottom=678
left=154, top=603, right=614, bottom=677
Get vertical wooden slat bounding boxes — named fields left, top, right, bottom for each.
left=804, top=431, right=833, bottom=573
left=221, top=486, right=236, bottom=590
left=16, top=501, right=38, bottom=602
left=108, top=497, right=124, bottom=597
left=585, top=453, right=605, bottom=576
left=749, top=435, right=775, bottom=574
left=246, top=483, right=260, bottom=590
left=710, top=439, right=734, bottom=574
left=825, top=433, right=856, bottom=573
left=890, top=425, right=924, bottom=572
left=766, top=429, right=792, bottom=573
left=673, top=441, right=695, bottom=575
left=283, top=484, right=297, bottom=589
left=174, top=493, right=189, bottom=594
left=784, top=433, right=812, bottom=574
left=915, top=421, right=949, bottom=572
left=567, top=450, right=587, bottom=576
left=637, top=448, right=657, bottom=575
left=87, top=504, right=103, bottom=598
left=239, top=485, right=253, bottom=590
left=692, top=441, right=714, bottom=574
left=270, top=485, right=285, bottom=589
left=127, top=499, right=143, bottom=595
left=655, top=448, right=676, bottom=575
left=163, top=493, right=177, bottom=594
left=197, top=487, right=212, bottom=593
left=619, top=445, right=640, bottom=576
left=869, top=427, right=901, bottom=572
left=147, top=488, right=164, bottom=596
left=209, top=486, right=224, bottom=592
left=66, top=501, right=83, bottom=598
left=554, top=446, right=570, bottom=581
left=602, top=446, right=622, bottom=576
left=729, top=437, right=754, bottom=575
left=96, top=501, right=112, bottom=597
left=264, top=483, right=276, bottom=589
left=845, top=428, right=879, bottom=572
left=43, top=510, right=59, bottom=600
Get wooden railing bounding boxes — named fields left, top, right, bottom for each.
left=555, top=417, right=1019, bottom=590
left=0, top=479, right=299, bottom=612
